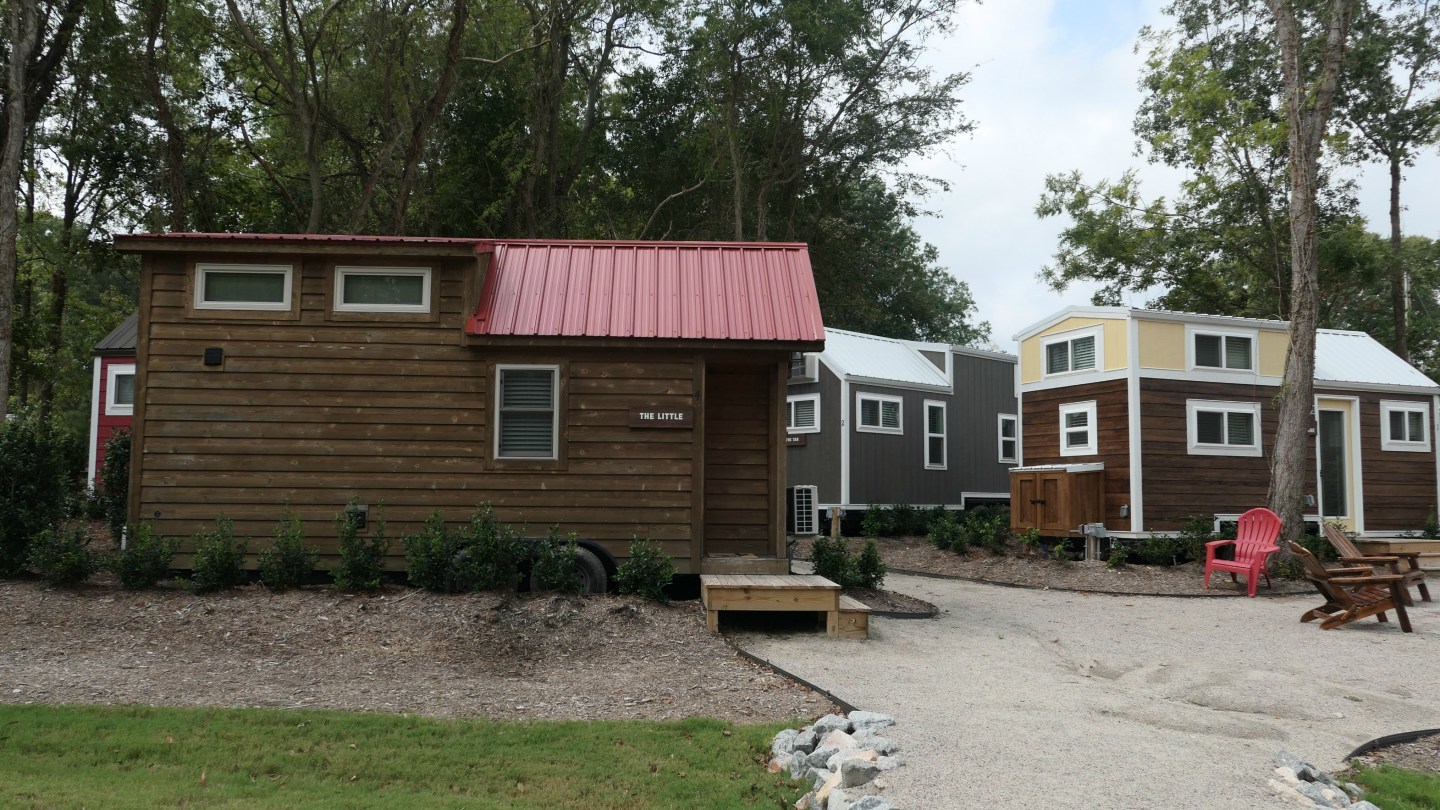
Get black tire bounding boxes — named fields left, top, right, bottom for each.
left=531, top=546, right=609, bottom=593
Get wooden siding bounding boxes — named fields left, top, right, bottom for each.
left=704, top=365, right=774, bottom=557
left=133, top=251, right=787, bottom=572
left=1138, top=379, right=1280, bottom=530
left=1020, top=379, right=1130, bottom=525
left=1344, top=390, right=1437, bottom=531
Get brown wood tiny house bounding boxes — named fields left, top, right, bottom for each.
left=113, top=234, right=825, bottom=576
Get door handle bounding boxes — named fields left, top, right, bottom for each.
left=1030, top=499, right=1046, bottom=505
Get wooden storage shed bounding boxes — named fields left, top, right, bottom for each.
left=113, top=234, right=825, bottom=576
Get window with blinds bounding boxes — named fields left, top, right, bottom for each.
left=998, top=414, right=1018, bottom=463
left=335, top=266, right=431, bottom=313
left=925, top=401, right=946, bottom=469
left=497, top=367, right=558, bottom=459
left=195, top=264, right=293, bottom=311
left=857, top=394, right=902, bottom=434
left=1186, top=400, right=1261, bottom=456
left=1058, top=401, right=1096, bottom=457
left=1043, top=332, right=1098, bottom=376
left=1381, top=400, right=1430, bottom=452
left=1191, top=331, right=1254, bottom=370
left=106, top=364, right=137, bottom=416
left=787, top=394, right=820, bottom=433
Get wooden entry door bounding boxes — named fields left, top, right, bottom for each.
left=703, top=365, right=773, bottom=557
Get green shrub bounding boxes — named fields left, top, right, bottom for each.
left=890, top=503, right=922, bottom=536
left=1136, top=532, right=1187, bottom=566
left=1425, top=509, right=1440, bottom=540
left=616, top=538, right=675, bottom=601
left=404, top=512, right=463, bottom=592
left=258, top=509, right=320, bottom=591
left=98, top=430, right=131, bottom=545
left=859, top=504, right=893, bottom=538
left=1017, top=527, right=1042, bottom=556
left=109, top=522, right=178, bottom=589
left=531, top=526, right=583, bottom=593
left=1048, top=539, right=1071, bottom=563
left=810, top=535, right=854, bottom=587
left=1176, top=516, right=1214, bottom=562
left=964, top=506, right=1011, bottom=555
left=458, top=504, right=525, bottom=591
left=1105, top=540, right=1129, bottom=569
left=927, top=510, right=963, bottom=552
left=333, top=501, right=389, bottom=593
left=852, top=539, right=886, bottom=590
left=0, top=415, right=76, bottom=577
left=190, top=516, right=247, bottom=593
left=26, top=527, right=100, bottom=586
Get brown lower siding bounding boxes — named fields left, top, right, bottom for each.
left=1138, top=379, right=1437, bottom=533
left=1020, top=379, right=1130, bottom=526
left=133, top=252, right=784, bottom=573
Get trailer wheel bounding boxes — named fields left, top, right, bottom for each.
left=531, top=546, right=609, bottom=594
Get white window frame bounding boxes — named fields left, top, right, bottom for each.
left=494, top=364, right=560, bottom=460
left=1058, top=400, right=1097, bottom=457
left=1040, top=326, right=1103, bottom=378
left=1186, top=325, right=1257, bottom=372
left=998, top=413, right=1019, bottom=464
left=194, top=263, right=294, bottom=311
left=105, top=363, right=136, bottom=417
left=787, top=394, right=821, bottom=434
left=924, top=400, right=947, bottom=470
left=1380, top=400, right=1431, bottom=452
left=1186, top=399, right=1262, bottom=457
left=334, top=265, right=433, bottom=313
left=856, top=393, right=903, bottom=435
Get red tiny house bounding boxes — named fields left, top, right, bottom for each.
left=114, top=234, right=823, bottom=576
left=87, top=313, right=139, bottom=486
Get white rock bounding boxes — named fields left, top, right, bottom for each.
left=812, top=714, right=851, bottom=736
left=821, top=729, right=859, bottom=752
left=847, top=711, right=894, bottom=734
left=1274, top=766, right=1302, bottom=786
left=815, top=770, right=844, bottom=805
left=1269, top=779, right=1317, bottom=806
left=826, top=787, right=851, bottom=810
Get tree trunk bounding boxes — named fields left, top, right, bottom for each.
left=0, top=0, right=39, bottom=415
left=141, top=0, right=189, bottom=232
left=1265, top=0, right=1357, bottom=547
left=1389, top=153, right=1407, bottom=361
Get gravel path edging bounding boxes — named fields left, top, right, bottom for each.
left=1346, top=728, right=1440, bottom=760
left=886, top=566, right=1309, bottom=599
left=866, top=607, right=937, bottom=620
left=721, top=636, right=858, bottom=715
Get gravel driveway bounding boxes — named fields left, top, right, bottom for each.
left=732, top=572, right=1440, bottom=809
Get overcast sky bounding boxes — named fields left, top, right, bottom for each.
left=908, top=0, right=1440, bottom=350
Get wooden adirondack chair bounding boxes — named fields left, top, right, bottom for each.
left=1321, top=524, right=1431, bottom=607
left=1289, top=541, right=1413, bottom=633
left=1202, top=507, right=1282, bottom=597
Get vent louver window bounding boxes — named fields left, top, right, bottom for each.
left=498, top=368, right=556, bottom=458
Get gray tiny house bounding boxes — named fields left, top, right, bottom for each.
left=785, top=328, right=1018, bottom=533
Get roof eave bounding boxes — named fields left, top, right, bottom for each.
left=1315, top=379, right=1440, bottom=397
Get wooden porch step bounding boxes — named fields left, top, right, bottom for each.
left=700, top=575, right=867, bottom=638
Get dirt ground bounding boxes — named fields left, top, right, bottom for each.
left=0, top=576, right=831, bottom=724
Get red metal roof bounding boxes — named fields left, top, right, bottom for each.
left=114, top=232, right=482, bottom=246
left=466, top=241, right=824, bottom=343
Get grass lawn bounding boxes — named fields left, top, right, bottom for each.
left=0, top=704, right=805, bottom=809
left=1351, top=765, right=1440, bottom=810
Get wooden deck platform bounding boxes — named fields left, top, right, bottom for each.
left=699, top=574, right=869, bottom=638
left=1357, top=538, right=1440, bottom=573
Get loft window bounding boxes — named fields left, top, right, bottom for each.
left=857, top=393, right=902, bottom=434
left=998, top=414, right=1018, bottom=463
left=787, top=394, right=820, bottom=433
left=1190, top=330, right=1255, bottom=371
left=1042, top=329, right=1100, bottom=376
left=1186, top=400, right=1262, bottom=457
left=925, top=400, right=946, bottom=469
left=1058, top=401, right=1096, bottom=457
left=106, top=364, right=136, bottom=417
left=195, top=263, right=293, bottom=311
left=335, top=266, right=431, bottom=313
left=496, top=366, right=558, bottom=459
left=1381, top=400, right=1430, bottom=452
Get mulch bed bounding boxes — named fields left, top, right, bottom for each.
left=793, top=535, right=1314, bottom=597
left=1348, top=733, right=1440, bottom=775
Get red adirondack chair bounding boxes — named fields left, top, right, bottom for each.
left=1203, top=507, right=1283, bottom=597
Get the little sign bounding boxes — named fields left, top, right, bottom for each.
left=629, top=407, right=695, bottom=428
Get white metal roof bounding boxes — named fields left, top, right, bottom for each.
left=819, top=328, right=952, bottom=390
left=1315, top=329, right=1439, bottom=391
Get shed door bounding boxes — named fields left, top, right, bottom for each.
left=703, top=366, right=772, bottom=557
